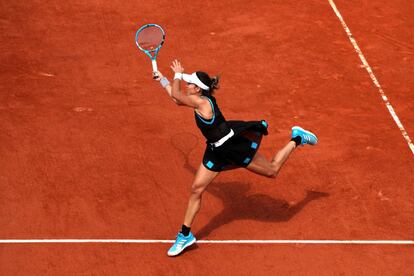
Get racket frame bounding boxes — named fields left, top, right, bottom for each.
left=135, top=23, right=165, bottom=79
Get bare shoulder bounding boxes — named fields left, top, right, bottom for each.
left=197, top=96, right=212, bottom=109
left=195, top=96, right=214, bottom=118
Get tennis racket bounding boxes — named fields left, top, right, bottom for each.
left=135, top=23, right=165, bottom=79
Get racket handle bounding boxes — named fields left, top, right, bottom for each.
left=152, top=60, right=158, bottom=79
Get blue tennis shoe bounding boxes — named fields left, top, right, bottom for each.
left=291, top=126, right=318, bottom=146
left=167, top=232, right=196, bottom=256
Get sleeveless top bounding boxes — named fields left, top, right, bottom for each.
left=194, top=95, right=232, bottom=143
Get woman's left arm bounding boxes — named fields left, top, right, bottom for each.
left=169, top=60, right=200, bottom=108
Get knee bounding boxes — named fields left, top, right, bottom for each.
left=265, top=170, right=277, bottom=178
left=190, top=183, right=206, bottom=197
left=266, top=165, right=280, bottom=178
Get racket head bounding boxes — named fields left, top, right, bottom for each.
left=135, top=24, right=165, bottom=56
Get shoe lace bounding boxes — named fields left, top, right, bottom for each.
left=174, top=233, right=188, bottom=248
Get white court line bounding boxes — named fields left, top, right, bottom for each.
left=328, top=0, right=414, bottom=155
left=0, top=239, right=412, bottom=245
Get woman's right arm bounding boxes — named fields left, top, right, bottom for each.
left=155, top=71, right=184, bottom=105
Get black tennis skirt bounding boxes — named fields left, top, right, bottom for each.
left=202, top=120, right=268, bottom=172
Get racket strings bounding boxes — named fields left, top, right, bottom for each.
left=137, top=26, right=164, bottom=51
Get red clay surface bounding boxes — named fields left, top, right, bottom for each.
left=1, top=0, right=413, bottom=275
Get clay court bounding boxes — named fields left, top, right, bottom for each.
left=1, top=0, right=413, bottom=275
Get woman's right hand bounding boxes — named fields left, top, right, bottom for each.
left=170, top=59, right=184, bottom=73
left=153, top=71, right=164, bottom=81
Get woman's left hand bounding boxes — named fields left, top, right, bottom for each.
left=170, top=59, right=184, bottom=73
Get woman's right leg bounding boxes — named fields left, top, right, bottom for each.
left=168, top=164, right=218, bottom=256
left=183, top=163, right=219, bottom=227
left=246, top=141, right=296, bottom=178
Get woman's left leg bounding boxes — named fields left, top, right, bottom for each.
left=247, top=126, right=317, bottom=178
left=246, top=141, right=296, bottom=178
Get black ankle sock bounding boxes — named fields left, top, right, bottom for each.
left=291, top=136, right=302, bottom=147
left=181, top=224, right=191, bottom=236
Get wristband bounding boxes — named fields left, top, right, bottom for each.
left=160, top=77, right=170, bottom=88
left=174, top=73, right=183, bottom=80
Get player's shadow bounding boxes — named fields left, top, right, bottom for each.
left=170, top=132, right=329, bottom=239
left=196, top=182, right=329, bottom=239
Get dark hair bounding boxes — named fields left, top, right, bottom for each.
left=196, top=71, right=220, bottom=96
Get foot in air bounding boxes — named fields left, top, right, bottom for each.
left=291, top=126, right=318, bottom=146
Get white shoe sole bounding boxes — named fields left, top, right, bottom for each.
left=167, top=238, right=196, bottom=257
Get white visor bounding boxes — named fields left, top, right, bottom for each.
left=182, top=73, right=210, bottom=91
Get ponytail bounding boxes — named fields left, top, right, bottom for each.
left=210, top=76, right=220, bottom=92
left=196, top=71, right=220, bottom=96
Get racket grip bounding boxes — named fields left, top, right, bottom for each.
left=152, top=60, right=158, bottom=79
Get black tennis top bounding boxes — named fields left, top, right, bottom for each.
left=194, top=95, right=232, bottom=143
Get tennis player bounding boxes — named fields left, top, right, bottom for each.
left=155, top=60, right=318, bottom=256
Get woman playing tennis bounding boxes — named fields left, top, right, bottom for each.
left=155, top=60, right=318, bottom=256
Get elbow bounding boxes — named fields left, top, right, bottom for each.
left=171, top=95, right=182, bottom=105
left=172, top=98, right=183, bottom=105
